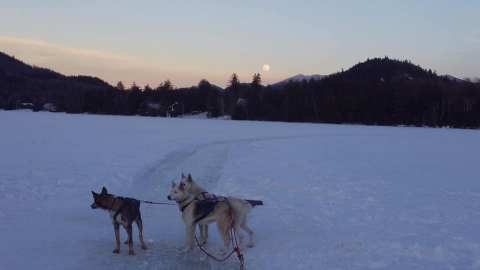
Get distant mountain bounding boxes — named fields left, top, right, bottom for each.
left=211, top=83, right=225, bottom=92
left=0, top=51, right=116, bottom=112
left=335, top=57, right=436, bottom=82
left=0, top=51, right=113, bottom=89
left=442, top=75, right=464, bottom=83
left=271, top=74, right=326, bottom=87
left=271, top=59, right=470, bottom=89
left=262, top=57, right=480, bottom=128
left=0, top=52, right=63, bottom=80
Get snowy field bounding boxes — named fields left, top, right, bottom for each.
left=1, top=110, right=480, bottom=270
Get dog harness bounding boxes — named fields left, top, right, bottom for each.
left=179, top=197, right=195, bottom=212
left=112, top=197, right=140, bottom=223
left=179, top=192, right=227, bottom=223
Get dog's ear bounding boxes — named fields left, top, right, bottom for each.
left=91, top=191, right=97, bottom=196
left=187, top=174, right=192, bottom=182
left=171, top=181, right=176, bottom=188
left=181, top=173, right=186, bottom=178
left=101, top=186, right=108, bottom=195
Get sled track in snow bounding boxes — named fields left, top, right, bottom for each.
left=134, top=133, right=326, bottom=197
left=125, top=134, right=324, bottom=270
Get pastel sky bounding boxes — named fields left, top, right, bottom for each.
left=1, top=0, right=479, bottom=87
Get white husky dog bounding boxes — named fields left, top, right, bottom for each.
left=179, top=174, right=262, bottom=248
left=167, top=181, right=234, bottom=253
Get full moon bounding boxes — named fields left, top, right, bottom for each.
left=262, top=64, right=271, bottom=72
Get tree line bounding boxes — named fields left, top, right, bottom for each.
left=1, top=52, right=479, bottom=128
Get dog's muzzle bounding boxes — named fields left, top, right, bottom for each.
left=90, top=203, right=98, bottom=209
left=167, top=195, right=172, bottom=200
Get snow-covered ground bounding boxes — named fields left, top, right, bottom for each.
left=1, top=111, right=479, bottom=270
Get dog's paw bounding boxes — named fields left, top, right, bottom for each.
left=112, top=249, right=120, bottom=254
left=128, top=250, right=135, bottom=256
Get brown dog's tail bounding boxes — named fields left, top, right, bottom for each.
left=246, top=200, right=263, bottom=207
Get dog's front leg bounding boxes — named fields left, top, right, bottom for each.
left=181, top=224, right=195, bottom=253
left=113, top=222, right=120, bottom=254
left=125, top=225, right=135, bottom=255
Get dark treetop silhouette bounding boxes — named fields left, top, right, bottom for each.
left=1, top=52, right=479, bottom=128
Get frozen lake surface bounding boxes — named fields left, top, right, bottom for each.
left=1, top=111, right=479, bottom=270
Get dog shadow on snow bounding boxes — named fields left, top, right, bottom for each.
left=83, top=238, right=240, bottom=270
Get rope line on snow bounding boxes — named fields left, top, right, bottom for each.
left=141, top=200, right=176, bottom=206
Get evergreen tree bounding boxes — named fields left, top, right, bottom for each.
left=144, top=84, right=153, bottom=92
left=226, top=73, right=241, bottom=116
left=116, top=81, right=125, bottom=91
left=251, top=73, right=262, bottom=88
left=229, top=73, right=240, bottom=88
left=159, top=80, right=173, bottom=91
left=129, top=82, right=140, bottom=91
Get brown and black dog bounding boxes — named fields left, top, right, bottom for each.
left=90, top=187, right=147, bottom=255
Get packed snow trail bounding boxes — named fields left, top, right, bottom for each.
left=1, top=111, right=480, bottom=270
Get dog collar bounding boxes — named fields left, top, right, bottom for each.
left=179, top=198, right=195, bottom=212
